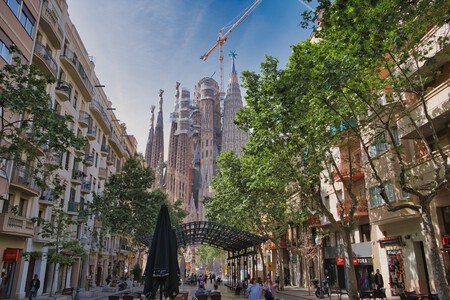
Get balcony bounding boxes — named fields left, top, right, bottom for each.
left=71, top=170, right=84, bottom=185
left=0, top=213, right=34, bottom=237
left=78, top=111, right=90, bottom=129
left=33, top=42, right=58, bottom=77
left=87, top=125, right=97, bottom=141
left=100, top=144, right=110, bottom=157
left=108, top=131, right=124, bottom=156
left=60, top=47, right=93, bottom=100
left=308, top=214, right=322, bottom=227
left=84, top=154, right=94, bottom=167
left=81, top=181, right=91, bottom=194
left=45, top=151, right=62, bottom=166
left=33, top=226, right=49, bottom=244
left=89, top=99, right=111, bottom=135
left=334, top=161, right=364, bottom=182
left=39, top=189, right=54, bottom=206
left=336, top=197, right=368, bottom=219
left=67, top=201, right=80, bottom=216
left=399, top=79, right=450, bottom=139
left=55, top=80, right=72, bottom=101
left=40, top=1, right=63, bottom=48
left=98, top=167, right=107, bottom=180
left=109, top=248, right=117, bottom=257
left=106, top=153, right=114, bottom=166
left=10, top=166, right=40, bottom=196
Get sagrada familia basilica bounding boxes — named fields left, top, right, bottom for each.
left=144, top=56, right=248, bottom=223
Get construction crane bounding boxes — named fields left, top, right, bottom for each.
left=201, top=0, right=262, bottom=102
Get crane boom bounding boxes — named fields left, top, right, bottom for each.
left=200, top=0, right=262, bottom=62
left=200, top=0, right=262, bottom=109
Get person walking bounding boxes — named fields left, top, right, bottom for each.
left=263, top=275, right=277, bottom=300
left=374, top=269, right=384, bottom=290
left=247, top=278, right=262, bottom=300
left=29, top=274, right=40, bottom=300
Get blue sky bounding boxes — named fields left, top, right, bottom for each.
left=66, top=0, right=315, bottom=155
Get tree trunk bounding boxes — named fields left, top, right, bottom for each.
left=421, top=202, right=450, bottom=300
left=342, top=229, right=359, bottom=300
left=276, top=247, right=284, bottom=290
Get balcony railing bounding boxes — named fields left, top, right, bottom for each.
left=34, top=42, right=58, bottom=76
left=10, top=166, right=40, bottom=196
left=55, top=80, right=72, bottom=101
left=71, top=170, right=84, bottom=184
left=0, top=213, right=34, bottom=237
left=334, top=162, right=364, bottom=182
left=60, top=47, right=93, bottom=98
left=67, top=201, right=80, bottom=215
left=101, top=144, right=110, bottom=156
left=89, top=99, right=111, bottom=134
left=84, top=155, right=94, bottom=166
left=108, top=131, right=124, bottom=155
left=81, top=181, right=91, bottom=194
left=336, top=197, right=368, bottom=218
left=78, top=111, right=90, bottom=128
left=39, top=189, right=54, bottom=205
left=87, top=125, right=97, bottom=140
left=98, top=167, right=107, bottom=180
left=45, top=151, right=62, bottom=166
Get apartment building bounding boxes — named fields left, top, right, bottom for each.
left=0, top=0, right=137, bottom=298
left=278, top=21, right=449, bottom=300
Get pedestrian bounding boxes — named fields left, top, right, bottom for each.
left=263, top=275, right=277, bottom=300
left=374, top=269, right=384, bottom=290
left=29, top=274, right=40, bottom=300
left=247, top=278, right=262, bottom=300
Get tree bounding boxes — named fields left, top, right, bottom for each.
left=91, top=156, right=186, bottom=253
left=204, top=148, right=307, bottom=286
left=30, top=183, right=85, bottom=297
left=297, top=1, right=450, bottom=298
left=0, top=47, right=84, bottom=190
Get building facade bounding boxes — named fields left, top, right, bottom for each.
left=0, top=1, right=138, bottom=298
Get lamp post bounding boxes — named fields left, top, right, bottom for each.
left=315, top=236, right=323, bottom=299
left=74, top=236, right=88, bottom=300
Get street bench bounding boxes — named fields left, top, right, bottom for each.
left=61, top=287, right=74, bottom=300
left=330, top=287, right=348, bottom=300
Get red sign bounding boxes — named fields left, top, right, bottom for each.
left=442, top=235, right=450, bottom=248
left=3, top=249, right=20, bottom=262
left=336, top=257, right=345, bottom=266
left=353, top=257, right=358, bottom=265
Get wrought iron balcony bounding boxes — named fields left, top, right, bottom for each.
left=89, top=99, right=111, bottom=134
left=55, top=80, right=72, bottom=101
left=10, top=166, right=40, bottom=196
left=40, top=0, right=63, bottom=48
left=60, top=47, right=93, bottom=99
left=33, top=42, right=58, bottom=77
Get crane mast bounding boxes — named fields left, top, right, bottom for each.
left=201, top=0, right=262, bottom=104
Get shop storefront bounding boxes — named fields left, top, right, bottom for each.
left=2, top=248, right=20, bottom=299
left=379, top=236, right=405, bottom=296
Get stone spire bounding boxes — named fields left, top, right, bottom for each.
left=166, top=83, right=181, bottom=201
left=221, top=51, right=248, bottom=156
left=150, top=90, right=165, bottom=172
left=144, top=105, right=155, bottom=168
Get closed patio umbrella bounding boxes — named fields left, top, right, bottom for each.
left=143, top=205, right=179, bottom=300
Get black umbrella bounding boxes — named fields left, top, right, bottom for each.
left=143, top=205, right=179, bottom=300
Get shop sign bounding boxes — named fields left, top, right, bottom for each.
left=353, top=257, right=372, bottom=265
left=336, top=257, right=345, bottom=266
left=442, top=235, right=450, bottom=249
left=3, top=249, right=20, bottom=262
left=379, top=236, right=403, bottom=248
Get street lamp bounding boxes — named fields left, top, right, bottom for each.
left=315, top=236, right=324, bottom=299
left=74, top=236, right=88, bottom=300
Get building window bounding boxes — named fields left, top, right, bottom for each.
left=360, top=224, right=371, bottom=242
left=0, top=39, right=12, bottom=63
left=5, top=0, right=20, bottom=16
left=391, top=127, right=401, bottom=146
left=368, top=133, right=387, bottom=157
left=5, top=0, right=35, bottom=36
left=64, top=151, right=70, bottom=170
left=369, top=181, right=394, bottom=207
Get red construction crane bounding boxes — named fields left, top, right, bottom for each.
left=200, top=0, right=262, bottom=100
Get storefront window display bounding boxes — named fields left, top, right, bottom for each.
left=386, top=250, right=405, bottom=295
